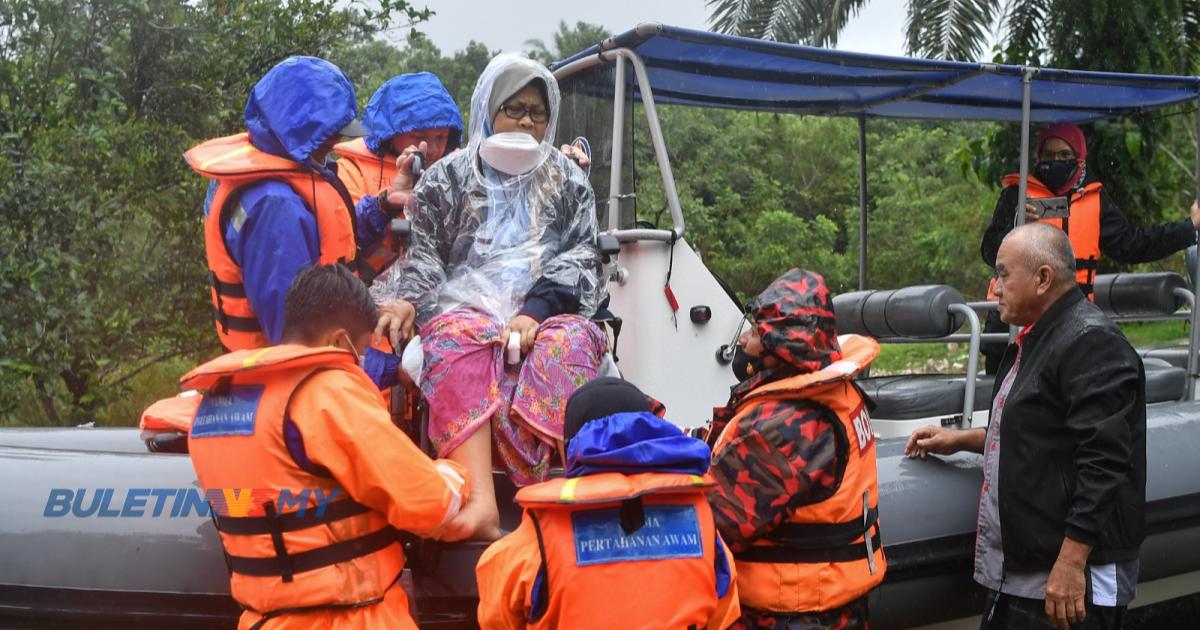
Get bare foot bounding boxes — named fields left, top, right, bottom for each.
left=438, top=494, right=502, bottom=542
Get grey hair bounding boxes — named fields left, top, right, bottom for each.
left=1003, top=223, right=1076, bottom=285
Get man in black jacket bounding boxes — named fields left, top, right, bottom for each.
left=908, top=223, right=1146, bottom=630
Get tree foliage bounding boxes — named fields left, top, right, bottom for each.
left=708, top=0, right=1200, bottom=69
left=333, top=31, right=495, bottom=116
left=617, top=107, right=995, bottom=300
left=0, top=0, right=428, bottom=425
left=705, top=0, right=1200, bottom=285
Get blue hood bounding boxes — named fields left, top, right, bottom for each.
left=566, top=412, right=711, bottom=478
left=244, top=56, right=358, bottom=164
left=362, top=72, right=463, bottom=155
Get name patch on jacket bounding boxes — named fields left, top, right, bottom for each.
left=571, top=504, right=703, bottom=566
left=190, top=385, right=263, bottom=438
left=850, top=403, right=874, bottom=452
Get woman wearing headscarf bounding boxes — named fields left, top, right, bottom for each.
left=371, top=53, right=607, bottom=540
left=978, top=122, right=1200, bottom=372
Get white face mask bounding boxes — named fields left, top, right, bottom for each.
left=479, top=132, right=544, bottom=176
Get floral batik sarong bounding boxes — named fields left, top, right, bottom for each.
left=420, top=308, right=605, bottom=485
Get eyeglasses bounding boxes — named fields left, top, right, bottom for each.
left=499, top=104, right=549, bottom=123
left=1039, top=150, right=1076, bottom=161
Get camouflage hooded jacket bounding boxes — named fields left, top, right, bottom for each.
left=707, top=269, right=849, bottom=552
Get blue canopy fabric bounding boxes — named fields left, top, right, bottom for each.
left=551, top=25, right=1200, bottom=123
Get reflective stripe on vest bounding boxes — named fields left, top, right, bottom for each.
left=334, top=137, right=402, bottom=276
left=996, top=174, right=1103, bottom=298
left=711, top=334, right=887, bottom=613
left=186, top=133, right=360, bottom=351
left=514, top=472, right=730, bottom=629
left=183, top=345, right=403, bottom=616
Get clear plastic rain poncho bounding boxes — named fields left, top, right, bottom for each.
left=371, top=53, right=605, bottom=327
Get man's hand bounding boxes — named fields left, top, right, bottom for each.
left=1024, top=202, right=1040, bottom=223
left=905, top=425, right=975, bottom=459
left=1190, top=200, right=1200, bottom=229
left=376, top=300, right=416, bottom=348
left=1045, top=538, right=1093, bottom=629
left=383, top=140, right=429, bottom=210
left=504, top=314, right=539, bottom=356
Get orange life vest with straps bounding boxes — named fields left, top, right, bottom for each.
left=712, top=334, right=886, bottom=613
left=989, top=174, right=1103, bottom=299
left=334, top=138, right=403, bottom=276
left=183, top=345, right=405, bottom=618
left=186, top=133, right=360, bottom=351
left=513, top=471, right=733, bottom=629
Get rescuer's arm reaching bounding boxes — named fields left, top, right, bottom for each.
left=290, top=369, right=470, bottom=535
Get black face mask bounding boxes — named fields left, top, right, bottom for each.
left=1035, top=159, right=1078, bottom=193
left=731, top=346, right=763, bottom=382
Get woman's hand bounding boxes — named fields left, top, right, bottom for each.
left=505, top=314, right=539, bottom=356
left=376, top=300, right=416, bottom=348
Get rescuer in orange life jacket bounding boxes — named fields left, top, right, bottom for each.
left=184, top=264, right=469, bottom=630
left=979, top=122, right=1200, bottom=373
left=334, top=72, right=463, bottom=278
left=475, top=377, right=741, bottom=629
left=705, top=268, right=886, bottom=630
left=185, top=56, right=419, bottom=391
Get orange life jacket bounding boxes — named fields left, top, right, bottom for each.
left=185, top=133, right=359, bottom=351
left=712, top=334, right=886, bottom=613
left=513, top=471, right=733, bottom=629
left=139, top=392, right=201, bottom=433
left=183, top=345, right=405, bottom=617
left=334, top=137, right=402, bottom=275
left=988, top=174, right=1103, bottom=299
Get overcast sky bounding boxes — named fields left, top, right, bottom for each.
left=401, top=0, right=911, bottom=59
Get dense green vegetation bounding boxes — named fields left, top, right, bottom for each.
left=1, top=6, right=1197, bottom=426
left=0, top=0, right=429, bottom=425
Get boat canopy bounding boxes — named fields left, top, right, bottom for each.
left=551, top=24, right=1200, bottom=123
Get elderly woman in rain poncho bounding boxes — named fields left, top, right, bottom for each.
left=371, top=53, right=607, bottom=541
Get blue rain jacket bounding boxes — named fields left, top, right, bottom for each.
left=566, top=411, right=712, bottom=478
left=351, top=73, right=465, bottom=247
left=213, top=56, right=397, bottom=384
left=362, top=72, right=463, bottom=155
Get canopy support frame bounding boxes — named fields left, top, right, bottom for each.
left=1009, top=67, right=1036, bottom=344
left=607, top=54, right=627, bottom=233
left=949, top=303, right=981, bottom=428
left=858, top=115, right=869, bottom=290
left=1016, top=68, right=1035, bottom=227
left=1189, top=95, right=1200, bottom=400
left=555, top=48, right=685, bottom=243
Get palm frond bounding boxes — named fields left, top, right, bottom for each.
left=997, top=0, right=1050, bottom=64
left=707, top=0, right=779, bottom=40
left=905, top=0, right=1001, bottom=60
left=707, top=0, right=867, bottom=46
left=811, top=0, right=870, bottom=47
left=1184, top=0, right=1200, bottom=74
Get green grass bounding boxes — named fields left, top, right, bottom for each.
left=872, top=319, right=1188, bottom=375
left=873, top=342, right=972, bottom=375
left=1120, top=319, right=1189, bottom=347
